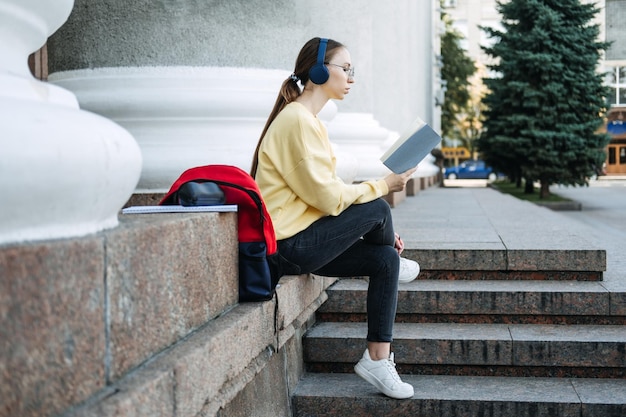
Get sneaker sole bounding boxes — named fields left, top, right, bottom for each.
left=398, top=266, right=420, bottom=284
left=398, top=276, right=418, bottom=284
left=354, top=363, right=414, bottom=399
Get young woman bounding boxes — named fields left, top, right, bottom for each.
left=251, top=37, right=419, bottom=399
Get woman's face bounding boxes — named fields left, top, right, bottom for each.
left=323, top=47, right=355, bottom=100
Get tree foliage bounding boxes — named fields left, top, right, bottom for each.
left=477, top=0, right=611, bottom=197
left=440, top=5, right=477, bottom=147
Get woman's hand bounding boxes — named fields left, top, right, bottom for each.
left=384, top=167, right=417, bottom=193
left=394, top=232, right=404, bottom=255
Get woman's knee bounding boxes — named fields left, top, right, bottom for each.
left=367, top=245, right=399, bottom=275
left=380, top=245, right=400, bottom=267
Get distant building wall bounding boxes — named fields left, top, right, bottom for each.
left=606, top=0, right=626, bottom=61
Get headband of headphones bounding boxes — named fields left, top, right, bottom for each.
left=309, top=38, right=329, bottom=85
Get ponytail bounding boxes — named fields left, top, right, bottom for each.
left=250, top=76, right=301, bottom=177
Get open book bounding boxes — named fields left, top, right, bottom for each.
left=380, top=117, right=442, bottom=174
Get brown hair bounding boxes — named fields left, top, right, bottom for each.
left=250, top=37, right=345, bottom=177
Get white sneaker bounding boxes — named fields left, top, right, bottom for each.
left=398, top=258, right=420, bottom=284
left=354, top=349, right=414, bottom=399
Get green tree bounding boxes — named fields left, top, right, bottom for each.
left=477, top=0, right=611, bottom=198
left=440, top=4, right=477, bottom=150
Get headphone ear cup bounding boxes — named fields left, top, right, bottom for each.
left=309, top=64, right=329, bottom=85
left=309, top=38, right=329, bottom=85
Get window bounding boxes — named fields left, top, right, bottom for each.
left=606, top=65, right=626, bottom=106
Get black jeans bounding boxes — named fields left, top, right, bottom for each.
left=277, top=198, right=399, bottom=342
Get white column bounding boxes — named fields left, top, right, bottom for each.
left=0, top=0, right=142, bottom=245
left=49, top=66, right=361, bottom=192
left=49, top=67, right=289, bottom=192
left=327, top=112, right=393, bottom=182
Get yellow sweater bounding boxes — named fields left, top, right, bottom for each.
left=255, top=102, right=389, bottom=240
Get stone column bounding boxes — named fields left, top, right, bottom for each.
left=49, top=66, right=293, bottom=191
left=46, top=0, right=437, bottom=192
left=0, top=0, right=141, bottom=245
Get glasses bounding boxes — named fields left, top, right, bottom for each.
left=326, top=63, right=355, bottom=79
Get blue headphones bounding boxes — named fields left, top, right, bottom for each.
left=308, top=38, right=329, bottom=85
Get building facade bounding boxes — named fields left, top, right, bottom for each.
left=604, top=0, right=626, bottom=174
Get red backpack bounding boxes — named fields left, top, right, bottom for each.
left=160, top=165, right=281, bottom=302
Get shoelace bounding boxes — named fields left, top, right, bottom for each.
left=383, top=353, right=403, bottom=383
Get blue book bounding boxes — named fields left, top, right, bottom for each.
left=380, top=117, right=442, bottom=174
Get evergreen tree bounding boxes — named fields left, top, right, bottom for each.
left=477, top=0, right=611, bottom=197
left=440, top=5, right=477, bottom=149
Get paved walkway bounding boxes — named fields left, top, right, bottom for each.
left=391, top=180, right=625, bottom=291
left=553, top=178, right=626, bottom=290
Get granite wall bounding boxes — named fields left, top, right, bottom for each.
left=0, top=211, right=332, bottom=417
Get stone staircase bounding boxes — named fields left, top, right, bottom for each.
left=291, top=188, right=626, bottom=417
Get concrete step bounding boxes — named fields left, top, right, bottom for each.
left=402, top=249, right=605, bottom=281
left=391, top=187, right=607, bottom=282
left=317, top=279, right=625, bottom=325
left=303, top=322, right=626, bottom=378
left=292, top=373, right=626, bottom=417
